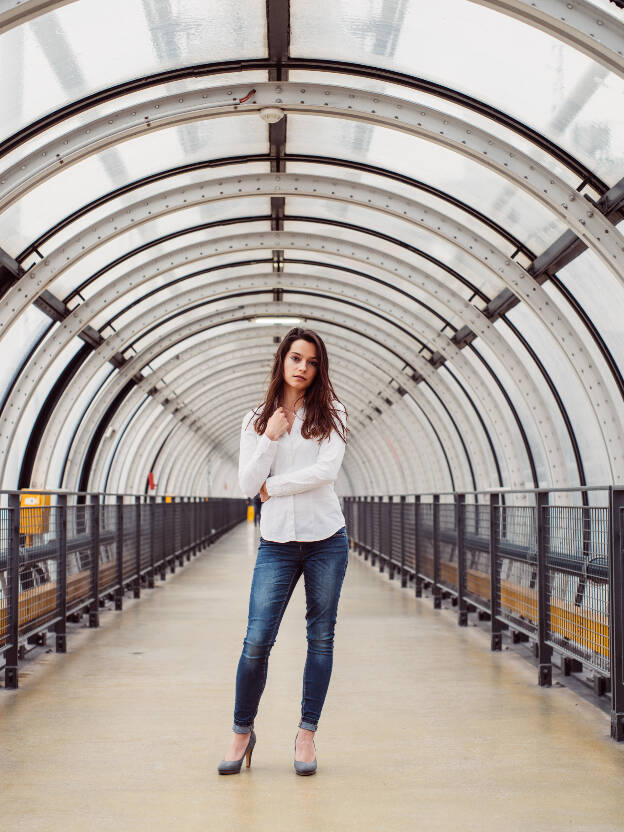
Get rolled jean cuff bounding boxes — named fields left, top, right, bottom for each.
left=233, top=722, right=253, bottom=733
left=298, top=719, right=318, bottom=731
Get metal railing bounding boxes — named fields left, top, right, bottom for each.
left=343, top=487, right=624, bottom=742
left=0, top=491, right=246, bottom=688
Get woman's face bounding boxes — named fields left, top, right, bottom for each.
left=282, top=338, right=319, bottom=394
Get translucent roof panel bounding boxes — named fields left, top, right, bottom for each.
left=0, top=306, right=51, bottom=405
left=91, top=254, right=278, bottom=334
left=500, top=307, right=612, bottom=486
left=286, top=115, right=566, bottom=254
left=284, top=195, right=506, bottom=299
left=280, top=260, right=459, bottom=333
left=0, top=115, right=269, bottom=258
left=26, top=160, right=271, bottom=267
left=2, top=336, right=83, bottom=490
left=290, top=0, right=624, bottom=185
left=287, top=69, right=582, bottom=189
left=282, top=218, right=505, bottom=305
left=0, top=0, right=267, bottom=140
left=44, top=363, right=115, bottom=489
left=47, top=196, right=273, bottom=302
left=557, top=248, right=624, bottom=372
left=286, top=159, right=524, bottom=256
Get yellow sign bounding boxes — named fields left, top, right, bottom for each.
left=19, top=492, right=51, bottom=536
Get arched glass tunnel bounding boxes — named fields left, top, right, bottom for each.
left=1, top=0, right=623, bottom=500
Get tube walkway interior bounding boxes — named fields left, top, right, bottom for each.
left=1, top=521, right=623, bottom=832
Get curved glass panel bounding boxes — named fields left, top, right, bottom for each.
left=41, top=160, right=269, bottom=255
left=47, top=198, right=272, bottom=303
left=286, top=114, right=566, bottom=253
left=557, top=247, right=624, bottom=372
left=290, top=0, right=624, bottom=184
left=438, top=363, right=507, bottom=488
left=286, top=159, right=522, bottom=256
left=3, top=337, right=83, bottom=489
left=283, top=217, right=502, bottom=305
left=91, top=252, right=275, bottom=334
left=402, top=394, right=453, bottom=491
left=0, top=115, right=269, bottom=258
left=0, top=0, right=267, bottom=140
left=0, top=306, right=50, bottom=405
left=497, top=308, right=612, bottom=486
left=284, top=194, right=506, bottom=299
left=461, top=340, right=554, bottom=488
left=288, top=68, right=582, bottom=189
left=50, top=218, right=271, bottom=304
left=280, top=260, right=462, bottom=331
left=44, top=363, right=115, bottom=488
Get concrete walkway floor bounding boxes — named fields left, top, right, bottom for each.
left=1, top=521, right=624, bottom=832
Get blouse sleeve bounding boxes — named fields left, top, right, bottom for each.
left=238, top=410, right=278, bottom=497
left=264, top=407, right=347, bottom=498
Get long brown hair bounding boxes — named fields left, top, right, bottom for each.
left=248, top=328, right=348, bottom=443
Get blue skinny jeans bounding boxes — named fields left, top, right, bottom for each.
left=233, top=526, right=349, bottom=733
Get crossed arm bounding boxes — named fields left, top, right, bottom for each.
left=238, top=412, right=346, bottom=498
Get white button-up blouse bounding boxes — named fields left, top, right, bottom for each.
left=238, top=403, right=347, bottom=542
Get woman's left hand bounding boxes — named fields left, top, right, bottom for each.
left=260, top=481, right=270, bottom=502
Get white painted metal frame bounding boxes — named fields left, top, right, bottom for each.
left=3, top=226, right=569, bottom=490
left=34, top=281, right=504, bottom=490
left=66, top=325, right=466, bottom=495
left=0, top=0, right=76, bottom=35
left=470, top=0, right=624, bottom=79
left=0, top=83, right=620, bottom=283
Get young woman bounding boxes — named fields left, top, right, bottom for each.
left=218, top=327, right=349, bottom=776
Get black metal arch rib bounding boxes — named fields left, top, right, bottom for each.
left=14, top=212, right=563, bottom=492
left=0, top=59, right=606, bottom=194
left=75, top=312, right=459, bottom=492
left=17, top=153, right=533, bottom=265
left=91, top=281, right=520, bottom=491
left=64, top=212, right=489, bottom=304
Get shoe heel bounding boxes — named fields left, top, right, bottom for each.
left=217, top=729, right=255, bottom=775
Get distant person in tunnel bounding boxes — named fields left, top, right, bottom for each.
left=218, top=327, right=349, bottom=776
left=252, top=491, right=262, bottom=526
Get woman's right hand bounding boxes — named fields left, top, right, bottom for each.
left=266, top=407, right=289, bottom=441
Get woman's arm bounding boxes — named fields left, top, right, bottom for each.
left=264, top=423, right=346, bottom=498
left=238, top=411, right=278, bottom=497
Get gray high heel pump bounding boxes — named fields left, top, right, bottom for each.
left=294, top=731, right=317, bottom=776
left=218, top=729, right=256, bottom=774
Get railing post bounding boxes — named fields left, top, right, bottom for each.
left=377, top=495, right=384, bottom=573
left=432, top=494, right=441, bottom=609
left=159, top=498, right=167, bottom=581
left=365, top=496, right=372, bottom=561
left=400, top=495, right=407, bottom=588
left=134, top=495, right=141, bottom=598
left=456, top=493, right=467, bottom=626
left=89, top=493, right=100, bottom=627
left=148, top=496, right=155, bottom=588
left=388, top=495, right=394, bottom=580
left=193, top=497, right=199, bottom=556
left=490, top=493, right=502, bottom=650
left=169, top=497, right=175, bottom=568
left=55, top=494, right=68, bottom=652
left=609, top=486, right=624, bottom=740
left=115, top=495, right=123, bottom=610
left=5, top=493, right=20, bottom=688
left=186, top=497, right=192, bottom=562
left=358, top=496, right=364, bottom=556
left=414, top=495, right=422, bottom=597
left=536, top=490, right=552, bottom=686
